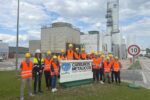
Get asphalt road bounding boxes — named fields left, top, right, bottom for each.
left=139, top=57, right=150, bottom=89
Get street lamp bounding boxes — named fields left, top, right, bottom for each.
left=16, top=0, right=20, bottom=75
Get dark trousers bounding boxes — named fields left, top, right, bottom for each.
left=114, top=71, right=121, bottom=84
left=111, top=71, right=115, bottom=83
left=34, top=72, right=42, bottom=91
left=93, top=69, right=99, bottom=82
left=44, top=71, right=51, bottom=89
left=99, top=69, right=104, bottom=81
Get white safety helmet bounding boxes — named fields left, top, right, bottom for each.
left=35, top=49, right=41, bottom=53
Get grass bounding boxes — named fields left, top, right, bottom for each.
left=0, top=71, right=150, bottom=100
left=128, top=60, right=142, bottom=70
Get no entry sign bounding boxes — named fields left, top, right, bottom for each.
left=128, top=45, right=140, bottom=56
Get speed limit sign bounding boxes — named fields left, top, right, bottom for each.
left=128, top=45, right=140, bottom=56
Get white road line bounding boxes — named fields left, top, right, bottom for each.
left=142, top=71, right=148, bottom=84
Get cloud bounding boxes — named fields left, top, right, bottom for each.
left=0, top=0, right=150, bottom=48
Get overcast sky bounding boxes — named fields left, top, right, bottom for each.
left=0, top=0, right=150, bottom=48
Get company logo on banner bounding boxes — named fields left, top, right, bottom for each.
left=61, top=63, right=71, bottom=74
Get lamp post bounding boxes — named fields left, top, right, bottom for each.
left=16, top=0, right=20, bottom=75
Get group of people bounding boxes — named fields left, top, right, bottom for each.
left=20, top=43, right=122, bottom=100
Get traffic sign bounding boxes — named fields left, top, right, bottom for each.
left=128, top=45, right=140, bottom=56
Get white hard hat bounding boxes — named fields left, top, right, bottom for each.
left=35, top=49, right=41, bottom=53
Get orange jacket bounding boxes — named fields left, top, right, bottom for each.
left=113, top=61, right=120, bottom=72
left=51, top=62, right=59, bottom=76
left=74, top=52, right=80, bottom=60
left=67, top=49, right=74, bottom=60
left=104, top=61, right=111, bottom=72
left=80, top=53, right=87, bottom=59
left=44, top=58, right=53, bottom=71
left=93, top=58, right=101, bottom=69
left=21, top=61, right=33, bottom=79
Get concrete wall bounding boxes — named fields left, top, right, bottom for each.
left=29, top=40, right=41, bottom=55
left=0, top=41, right=9, bottom=60
left=80, top=33, right=103, bottom=53
left=41, top=25, right=80, bottom=53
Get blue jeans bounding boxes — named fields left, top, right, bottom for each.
left=51, top=75, right=57, bottom=89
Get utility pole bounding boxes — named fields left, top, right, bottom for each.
left=16, top=0, right=20, bottom=75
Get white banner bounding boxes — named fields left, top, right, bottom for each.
left=59, top=60, right=93, bottom=83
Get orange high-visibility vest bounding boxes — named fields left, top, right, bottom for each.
left=44, top=58, right=53, bottom=71
left=104, top=61, right=111, bottom=72
left=93, top=58, right=101, bottom=69
left=113, top=61, right=120, bottom=72
left=51, top=62, right=59, bottom=76
left=74, top=52, right=80, bottom=59
left=58, top=55, right=66, bottom=60
left=21, top=61, right=33, bottom=79
left=110, top=59, right=115, bottom=65
left=81, top=53, right=87, bottom=59
left=67, top=49, right=74, bottom=60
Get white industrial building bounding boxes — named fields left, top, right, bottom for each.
left=80, top=31, right=103, bottom=53
left=29, top=40, right=41, bottom=55
left=104, top=0, right=127, bottom=59
left=127, top=34, right=136, bottom=58
left=41, top=22, right=80, bottom=53
left=0, top=40, right=9, bottom=60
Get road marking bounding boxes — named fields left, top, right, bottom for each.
left=142, top=72, right=148, bottom=84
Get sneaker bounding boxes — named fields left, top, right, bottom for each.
left=20, top=97, right=24, bottom=100
left=54, top=88, right=58, bottom=91
left=29, top=93, right=34, bottom=97
left=99, top=81, right=104, bottom=84
left=52, top=88, right=57, bottom=93
left=34, top=90, right=37, bottom=94
left=39, top=90, right=43, bottom=93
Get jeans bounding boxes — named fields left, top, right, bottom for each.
left=51, top=75, right=57, bottom=89
left=20, top=77, right=32, bottom=97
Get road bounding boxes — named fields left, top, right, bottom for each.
left=139, top=57, right=150, bottom=89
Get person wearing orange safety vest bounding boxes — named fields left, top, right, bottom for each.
left=92, top=53, right=101, bottom=82
left=51, top=56, right=60, bottom=92
left=74, top=48, right=80, bottom=60
left=109, top=54, right=115, bottom=83
left=66, top=44, right=74, bottom=60
left=44, top=51, right=53, bottom=90
left=58, top=49, right=67, bottom=60
left=99, top=55, right=105, bottom=84
left=112, top=56, right=122, bottom=85
left=98, top=52, right=102, bottom=59
left=103, top=57, right=112, bottom=84
left=87, top=53, right=92, bottom=60
left=80, top=48, right=87, bottom=60
left=90, top=51, right=95, bottom=59
left=20, top=53, right=34, bottom=100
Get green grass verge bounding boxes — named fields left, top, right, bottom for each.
left=128, top=60, right=142, bottom=70
left=0, top=71, right=150, bottom=100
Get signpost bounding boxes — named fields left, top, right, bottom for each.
left=128, top=45, right=140, bottom=89
left=59, top=60, right=93, bottom=88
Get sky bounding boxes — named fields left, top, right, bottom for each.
left=0, top=0, right=150, bottom=48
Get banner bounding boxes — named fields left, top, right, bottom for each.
left=59, top=60, right=93, bottom=83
